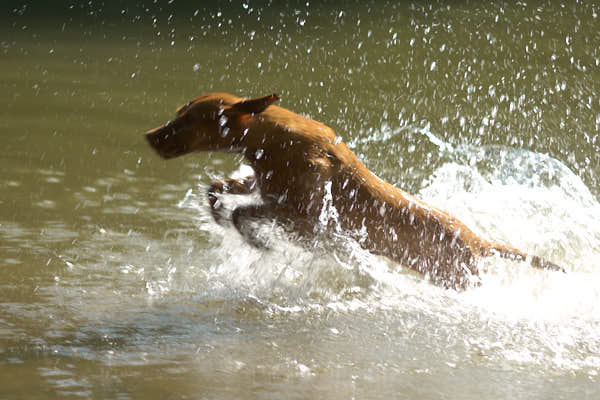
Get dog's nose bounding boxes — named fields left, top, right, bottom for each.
left=144, top=124, right=182, bottom=159
left=145, top=126, right=161, bottom=146
left=144, top=125, right=168, bottom=154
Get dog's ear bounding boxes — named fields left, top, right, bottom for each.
left=231, top=94, right=279, bottom=115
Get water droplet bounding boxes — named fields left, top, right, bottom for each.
left=297, top=363, right=310, bottom=374
left=219, top=114, right=228, bottom=127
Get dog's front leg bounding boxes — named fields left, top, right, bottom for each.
left=231, top=203, right=298, bottom=249
left=231, top=204, right=274, bottom=249
left=207, top=175, right=257, bottom=225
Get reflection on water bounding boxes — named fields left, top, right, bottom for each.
left=1, top=0, right=600, bottom=398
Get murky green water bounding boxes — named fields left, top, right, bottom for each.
left=2, top=1, right=600, bottom=398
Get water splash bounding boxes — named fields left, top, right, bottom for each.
left=417, top=127, right=600, bottom=274
left=165, top=125, right=600, bottom=376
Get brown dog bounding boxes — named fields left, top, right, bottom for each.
left=145, top=93, right=562, bottom=289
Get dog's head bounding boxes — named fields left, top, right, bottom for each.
left=145, top=93, right=279, bottom=159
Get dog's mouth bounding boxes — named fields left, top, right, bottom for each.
left=145, top=125, right=188, bottom=159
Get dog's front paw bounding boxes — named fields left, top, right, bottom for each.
left=207, top=176, right=257, bottom=226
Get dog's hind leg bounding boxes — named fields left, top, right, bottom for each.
left=207, top=176, right=257, bottom=225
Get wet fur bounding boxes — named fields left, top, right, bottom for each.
left=145, top=93, right=562, bottom=289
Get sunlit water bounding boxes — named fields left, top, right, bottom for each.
left=1, top=1, right=600, bottom=398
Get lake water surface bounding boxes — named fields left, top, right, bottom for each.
left=1, top=1, right=600, bottom=398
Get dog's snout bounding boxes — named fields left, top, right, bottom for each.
left=145, top=126, right=164, bottom=147
left=145, top=124, right=165, bottom=137
left=145, top=125, right=177, bottom=159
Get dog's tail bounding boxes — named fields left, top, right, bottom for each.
left=489, top=243, right=565, bottom=273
